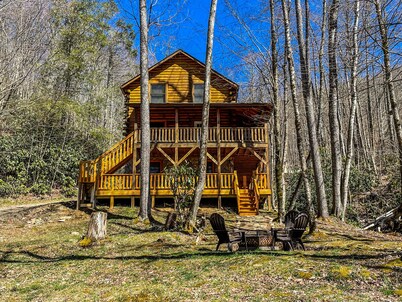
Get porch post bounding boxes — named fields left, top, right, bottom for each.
left=217, top=108, right=222, bottom=208
left=110, top=196, right=114, bottom=210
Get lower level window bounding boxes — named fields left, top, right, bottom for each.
left=150, top=162, right=161, bottom=173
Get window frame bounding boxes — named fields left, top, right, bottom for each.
left=193, top=83, right=205, bottom=103
left=150, top=83, right=167, bottom=103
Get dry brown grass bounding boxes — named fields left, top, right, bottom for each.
left=0, top=200, right=401, bottom=301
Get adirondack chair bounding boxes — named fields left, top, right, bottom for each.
left=273, top=213, right=309, bottom=251
left=284, top=210, right=299, bottom=228
left=209, top=213, right=242, bottom=252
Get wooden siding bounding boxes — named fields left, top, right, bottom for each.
left=124, top=53, right=236, bottom=104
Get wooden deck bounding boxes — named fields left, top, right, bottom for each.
left=77, top=126, right=271, bottom=216
left=94, top=172, right=270, bottom=197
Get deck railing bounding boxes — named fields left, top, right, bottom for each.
left=233, top=171, right=241, bottom=211
left=255, top=173, right=268, bottom=189
left=140, top=127, right=266, bottom=143
left=79, top=127, right=267, bottom=184
left=79, top=160, right=96, bottom=183
left=98, top=173, right=236, bottom=191
left=100, top=132, right=134, bottom=174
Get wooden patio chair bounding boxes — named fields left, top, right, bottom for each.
left=284, top=210, right=299, bottom=228
left=273, top=213, right=309, bottom=251
left=209, top=213, right=242, bottom=252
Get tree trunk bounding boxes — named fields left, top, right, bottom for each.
left=269, top=0, right=285, bottom=222
left=190, top=0, right=218, bottom=227
left=280, top=0, right=313, bottom=217
left=138, top=0, right=152, bottom=221
left=295, top=0, right=328, bottom=218
left=328, top=0, right=342, bottom=216
left=86, top=212, right=107, bottom=241
left=317, top=0, right=327, bottom=145
left=341, top=0, right=360, bottom=221
left=374, top=0, right=402, bottom=198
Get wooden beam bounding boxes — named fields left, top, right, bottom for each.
left=110, top=196, right=114, bottom=210
left=134, top=159, right=140, bottom=167
left=221, top=147, right=238, bottom=165
left=207, top=152, right=218, bottom=165
left=177, top=146, right=198, bottom=165
left=157, top=146, right=175, bottom=165
left=134, top=143, right=155, bottom=168
left=247, top=148, right=267, bottom=165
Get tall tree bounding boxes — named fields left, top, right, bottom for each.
left=138, top=0, right=152, bottom=221
left=280, top=0, right=313, bottom=219
left=341, top=0, right=360, bottom=220
left=328, top=0, right=342, bottom=216
left=269, top=0, right=286, bottom=221
left=189, top=0, right=218, bottom=228
left=294, top=0, right=329, bottom=218
left=374, top=0, right=402, bottom=198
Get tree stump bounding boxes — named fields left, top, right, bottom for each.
left=86, top=212, right=107, bottom=241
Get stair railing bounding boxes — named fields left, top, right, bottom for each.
left=233, top=171, right=241, bottom=213
left=251, top=172, right=260, bottom=215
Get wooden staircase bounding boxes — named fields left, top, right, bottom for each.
left=238, top=189, right=258, bottom=216
left=77, top=131, right=136, bottom=206
left=234, top=171, right=259, bottom=216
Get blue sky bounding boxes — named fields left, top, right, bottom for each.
left=117, top=0, right=272, bottom=88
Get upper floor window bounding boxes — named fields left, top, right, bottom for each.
left=151, top=84, right=166, bottom=103
left=193, top=84, right=204, bottom=103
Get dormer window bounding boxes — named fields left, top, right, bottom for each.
left=151, top=84, right=166, bottom=103
left=193, top=84, right=204, bottom=103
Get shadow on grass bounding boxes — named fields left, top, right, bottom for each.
left=79, top=207, right=166, bottom=228
left=1, top=247, right=401, bottom=273
left=0, top=248, right=238, bottom=264
left=109, top=221, right=165, bottom=234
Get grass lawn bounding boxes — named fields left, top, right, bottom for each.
left=0, top=201, right=401, bottom=301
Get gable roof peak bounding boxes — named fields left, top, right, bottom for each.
left=120, top=49, right=238, bottom=90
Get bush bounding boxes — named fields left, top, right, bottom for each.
left=30, top=183, right=51, bottom=196
left=0, top=178, right=28, bottom=197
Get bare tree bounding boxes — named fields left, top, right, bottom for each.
left=280, top=0, right=313, bottom=218
left=295, top=0, right=329, bottom=219
left=269, top=0, right=286, bottom=222
left=189, top=0, right=218, bottom=228
left=328, top=0, right=342, bottom=216
left=341, top=0, right=360, bottom=220
left=374, top=0, right=402, bottom=198
left=138, top=0, right=152, bottom=221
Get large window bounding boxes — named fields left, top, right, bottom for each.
left=193, top=84, right=204, bottom=103
left=151, top=84, right=166, bottom=103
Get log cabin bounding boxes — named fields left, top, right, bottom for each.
left=77, top=49, right=272, bottom=216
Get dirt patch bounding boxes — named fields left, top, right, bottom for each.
left=0, top=201, right=87, bottom=227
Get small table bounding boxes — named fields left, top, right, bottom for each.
left=235, top=229, right=274, bottom=251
